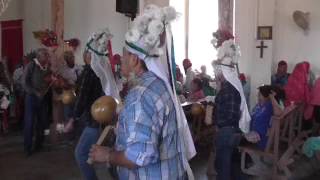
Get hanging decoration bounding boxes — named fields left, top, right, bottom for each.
left=33, top=29, right=81, bottom=51
left=33, top=29, right=58, bottom=48
left=293, top=10, right=310, bottom=32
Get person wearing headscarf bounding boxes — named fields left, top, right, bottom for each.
left=73, top=29, right=120, bottom=180
left=284, top=61, right=312, bottom=120
left=89, top=5, right=196, bottom=180
left=271, top=60, right=290, bottom=88
left=211, top=29, right=251, bottom=180
left=183, top=58, right=196, bottom=93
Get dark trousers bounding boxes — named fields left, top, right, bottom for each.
left=24, top=94, right=48, bottom=152
left=75, top=126, right=99, bottom=180
left=215, top=127, right=247, bottom=180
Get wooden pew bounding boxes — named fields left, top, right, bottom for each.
left=280, top=104, right=304, bottom=147
left=239, top=105, right=299, bottom=179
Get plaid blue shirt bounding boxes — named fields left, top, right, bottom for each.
left=215, top=81, right=241, bottom=128
left=115, top=71, right=186, bottom=180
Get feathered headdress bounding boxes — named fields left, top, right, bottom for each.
left=211, top=29, right=251, bottom=134
left=86, top=28, right=120, bottom=102
left=211, top=29, right=240, bottom=68
left=125, top=4, right=177, bottom=59
left=125, top=5, right=196, bottom=179
left=86, top=28, right=113, bottom=56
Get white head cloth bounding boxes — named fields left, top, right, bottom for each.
left=212, top=36, right=251, bottom=133
left=86, top=28, right=121, bottom=102
left=221, top=65, right=251, bottom=133
left=125, top=5, right=196, bottom=179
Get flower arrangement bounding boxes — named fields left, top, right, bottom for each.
left=33, top=29, right=58, bottom=48
left=211, top=29, right=240, bottom=66
left=125, top=5, right=177, bottom=56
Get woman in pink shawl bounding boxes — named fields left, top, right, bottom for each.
left=284, top=61, right=312, bottom=119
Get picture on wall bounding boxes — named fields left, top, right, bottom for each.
left=257, top=26, right=272, bottom=40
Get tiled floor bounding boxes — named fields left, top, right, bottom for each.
left=0, top=132, right=213, bottom=180
left=1, top=132, right=319, bottom=180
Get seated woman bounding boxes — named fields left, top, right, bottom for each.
left=176, top=81, right=186, bottom=103
left=249, top=85, right=284, bottom=150
left=284, top=61, right=312, bottom=120
left=188, top=78, right=205, bottom=102
left=202, top=77, right=216, bottom=97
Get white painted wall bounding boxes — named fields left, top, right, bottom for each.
left=144, top=0, right=169, bottom=7
left=0, top=0, right=22, bottom=21
left=23, top=0, right=128, bottom=64
left=235, top=0, right=320, bottom=108
left=64, top=0, right=128, bottom=63
left=273, top=0, right=320, bottom=78
left=235, top=0, right=276, bottom=108
left=23, top=0, right=51, bottom=54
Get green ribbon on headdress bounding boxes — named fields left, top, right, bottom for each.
left=86, top=32, right=109, bottom=57
left=125, top=41, right=159, bottom=58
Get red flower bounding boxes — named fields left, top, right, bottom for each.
left=33, top=29, right=58, bottom=47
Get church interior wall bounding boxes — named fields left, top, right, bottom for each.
left=273, top=0, right=320, bottom=78
left=2, top=0, right=320, bottom=107
left=0, top=0, right=23, bottom=57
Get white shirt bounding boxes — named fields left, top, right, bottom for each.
left=59, top=64, right=83, bottom=85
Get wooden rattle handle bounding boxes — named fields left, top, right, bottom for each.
left=87, top=126, right=114, bottom=164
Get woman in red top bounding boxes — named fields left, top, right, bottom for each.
left=284, top=61, right=312, bottom=119
left=188, top=78, right=205, bottom=102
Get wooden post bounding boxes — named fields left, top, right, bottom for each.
left=50, top=0, right=65, bottom=143
left=184, top=0, right=189, bottom=59
left=51, top=0, right=64, bottom=70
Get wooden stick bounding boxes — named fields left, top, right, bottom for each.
left=87, top=125, right=114, bottom=164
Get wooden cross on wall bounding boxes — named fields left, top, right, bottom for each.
left=256, top=41, right=268, bottom=58
left=51, top=0, right=64, bottom=69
